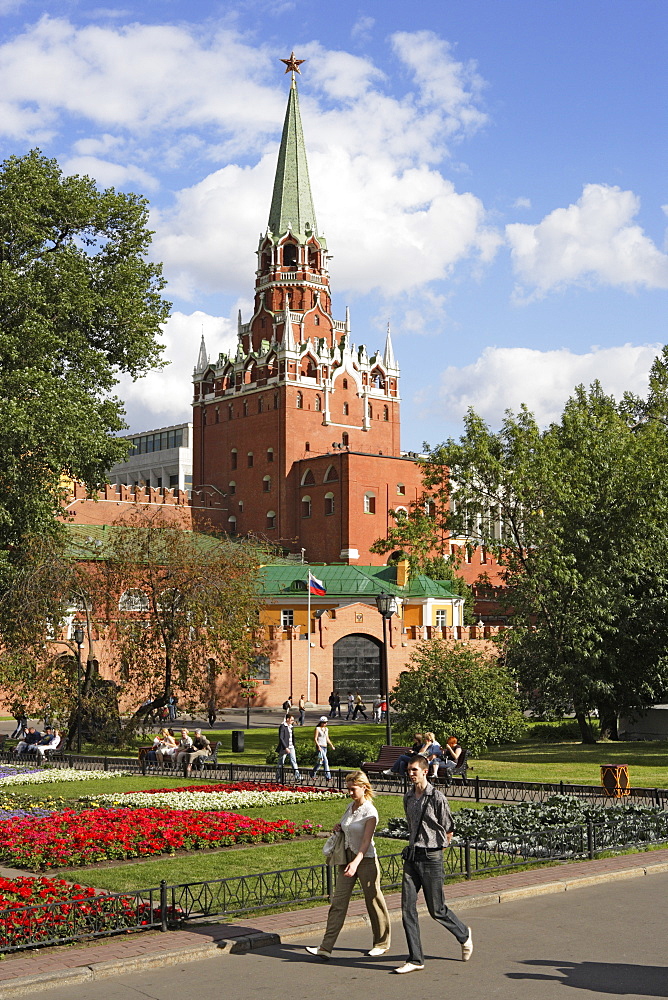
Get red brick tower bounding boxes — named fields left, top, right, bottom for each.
left=192, top=61, right=423, bottom=561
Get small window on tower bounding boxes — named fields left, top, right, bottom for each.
left=228, top=515, right=237, bottom=536
left=383, top=406, right=389, bottom=421
left=228, top=404, right=233, bottom=420
left=397, top=484, right=406, bottom=496
left=283, top=243, right=298, bottom=267
left=342, top=378, right=348, bottom=390
left=315, top=396, right=321, bottom=411
left=243, top=400, right=248, bottom=416
left=274, top=392, right=279, bottom=409
left=258, top=397, right=264, bottom=413
left=368, top=404, right=373, bottom=419
left=247, top=452, right=254, bottom=468
left=296, top=392, right=303, bottom=409
left=364, top=493, right=376, bottom=514
left=324, top=492, right=335, bottom=516
left=266, top=511, right=276, bottom=530
left=305, top=442, right=310, bottom=452
left=263, top=476, right=271, bottom=492
left=342, top=432, right=349, bottom=446
left=343, top=402, right=349, bottom=416
left=231, top=449, right=237, bottom=470
left=302, top=495, right=312, bottom=518
left=314, top=315, right=320, bottom=326
left=267, top=448, right=274, bottom=463
left=229, top=481, right=236, bottom=495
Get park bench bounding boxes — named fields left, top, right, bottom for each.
left=362, top=745, right=412, bottom=774
left=432, top=747, right=470, bottom=784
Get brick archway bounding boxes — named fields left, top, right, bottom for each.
left=333, top=633, right=382, bottom=705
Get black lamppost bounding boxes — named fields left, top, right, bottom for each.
left=375, top=592, right=397, bottom=746
left=73, top=625, right=84, bottom=754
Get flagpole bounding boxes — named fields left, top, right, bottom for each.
left=307, top=566, right=311, bottom=704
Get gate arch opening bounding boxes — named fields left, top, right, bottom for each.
left=333, top=633, right=382, bottom=705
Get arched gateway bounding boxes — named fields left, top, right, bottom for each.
left=333, top=634, right=382, bottom=704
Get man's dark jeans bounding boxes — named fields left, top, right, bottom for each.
left=401, top=849, right=468, bottom=965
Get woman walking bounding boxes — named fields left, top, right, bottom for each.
left=306, top=770, right=390, bottom=960
left=311, top=717, right=335, bottom=781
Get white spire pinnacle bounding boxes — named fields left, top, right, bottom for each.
left=196, top=334, right=208, bottom=372
left=383, top=320, right=397, bottom=369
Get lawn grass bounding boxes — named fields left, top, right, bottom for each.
left=473, top=739, right=668, bottom=788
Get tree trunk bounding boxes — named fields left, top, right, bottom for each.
left=575, top=710, right=597, bottom=743
left=598, top=707, right=619, bottom=740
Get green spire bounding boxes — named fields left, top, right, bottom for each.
left=268, top=78, right=318, bottom=239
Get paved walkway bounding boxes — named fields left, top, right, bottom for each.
left=1, top=848, right=667, bottom=997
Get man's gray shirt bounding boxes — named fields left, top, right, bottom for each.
left=404, top=783, right=454, bottom=849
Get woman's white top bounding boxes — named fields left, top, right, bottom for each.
left=340, top=800, right=379, bottom=858
left=315, top=726, right=329, bottom=748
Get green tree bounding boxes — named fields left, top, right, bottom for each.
left=391, top=640, right=526, bottom=755
left=425, top=381, right=668, bottom=742
left=0, top=150, right=170, bottom=583
left=103, top=507, right=269, bottom=724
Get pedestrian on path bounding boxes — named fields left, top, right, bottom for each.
left=352, top=691, right=367, bottom=721
left=311, top=717, right=335, bottom=780
left=306, top=770, right=390, bottom=961
left=395, top=753, right=473, bottom=974
left=298, top=694, right=306, bottom=726
left=275, top=713, right=301, bottom=782
left=345, top=692, right=354, bottom=719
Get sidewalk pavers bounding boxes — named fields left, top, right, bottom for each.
left=1, top=847, right=668, bottom=997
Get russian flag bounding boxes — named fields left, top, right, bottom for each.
left=308, top=572, right=327, bottom=596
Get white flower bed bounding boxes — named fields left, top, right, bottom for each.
left=87, top=788, right=344, bottom=811
left=0, top=767, right=133, bottom=785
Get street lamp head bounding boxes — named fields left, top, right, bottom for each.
left=375, top=591, right=397, bottom=619
left=73, top=625, right=85, bottom=645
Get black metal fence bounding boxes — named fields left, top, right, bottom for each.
left=3, top=811, right=668, bottom=955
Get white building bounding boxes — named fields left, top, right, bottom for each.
left=107, top=422, right=193, bottom=494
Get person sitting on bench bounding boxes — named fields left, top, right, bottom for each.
left=382, top=735, right=429, bottom=776
left=431, top=736, right=463, bottom=776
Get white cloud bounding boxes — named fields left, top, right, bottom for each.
left=116, top=310, right=237, bottom=433
left=507, top=184, right=668, bottom=299
left=428, top=343, right=662, bottom=429
left=61, top=154, right=158, bottom=192
left=351, top=16, right=375, bottom=42
left=513, top=196, right=531, bottom=210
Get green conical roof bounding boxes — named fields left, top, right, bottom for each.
left=268, top=78, right=318, bottom=239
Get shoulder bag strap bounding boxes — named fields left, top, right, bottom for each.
left=409, top=788, right=432, bottom=847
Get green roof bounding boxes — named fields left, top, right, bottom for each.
left=259, top=564, right=460, bottom=601
left=268, top=78, right=320, bottom=242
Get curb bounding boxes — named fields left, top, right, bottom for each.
left=1, top=862, right=666, bottom=996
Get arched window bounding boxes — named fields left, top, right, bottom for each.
left=425, top=500, right=436, bottom=517
left=342, top=432, right=349, bottom=446
left=283, top=242, right=298, bottom=267
left=266, top=510, right=276, bottom=529
left=247, top=452, right=254, bottom=467
left=368, top=404, right=373, bottom=419
left=267, top=448, right=274, bottom=463
left=324, top=465, right=339, bottom=483
left=263, top=475, right=271, bottom=492
left=324, top=492, right=335, bottom=516
left=202, top=409, right=207, bottom=425
left=301, top=468, right=316, bottom=486
left=258, top=396, right=264, bottom=413
left=228, top=404, right=233, bottom=420
left=315, top=395, right=321, bottom=411
left=229, top=481, right=236, bottom=495
left=383, top=406, right=389, bottom=421
left=302, top=495, right=312, bottom=518
left=364, top=493, right=376, bottom=515
left=343, top=402, right=349, bottom=416
left=243, top=400, right=248, bottom=416
left=296, top=392, right=303, bottom=409
left=119, top=589, right=149, bottom=612
left=273, top=392, right=279, bottom=409
left=231, top=449, right=237, bottom=470
left=215, top=408, right=220, bottom=423
left=342, top=378, right=348, bottom=389
left=305, top=441, right=310, bottom=452
left=314, top=314, right=320, bottom=326
left=228, top=515, right=237, bottom=536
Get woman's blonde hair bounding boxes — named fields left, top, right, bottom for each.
left=345, top=769, right=375, bottom=800
left=425, top=732, right=436, bottom=743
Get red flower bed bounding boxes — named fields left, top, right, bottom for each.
left=135, top=782, right=339, bottom=795
left=0, top=876, right=162, bottom=951
left=0, top=807, right=296, bottom=871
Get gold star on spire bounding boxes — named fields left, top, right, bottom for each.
left=281, top=52, right=305, bottom=76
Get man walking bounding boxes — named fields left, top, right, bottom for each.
left=395, top=753, right=472, bottom=974
left=275, top=713, right=301, bottom=782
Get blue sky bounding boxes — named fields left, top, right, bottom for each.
left=1, top=0, right=666, bottom=449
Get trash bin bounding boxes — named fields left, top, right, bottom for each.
left=232, top=730, right=245, bottom=753
left=601, top=763, right=630, bottom=797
